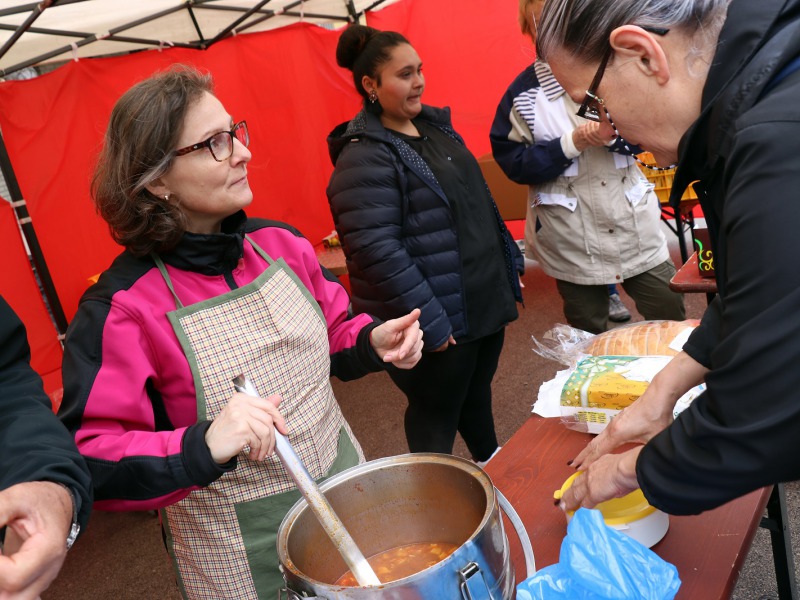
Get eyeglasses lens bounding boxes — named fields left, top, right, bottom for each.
left=207, top=122, right=249, bottom=162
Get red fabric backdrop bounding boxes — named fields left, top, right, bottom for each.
left=0, top=200, right=63, bottom=404
left=0, top=0, right=530, bottom=383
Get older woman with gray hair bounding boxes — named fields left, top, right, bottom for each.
left=538, top=0, right=800, bottom=516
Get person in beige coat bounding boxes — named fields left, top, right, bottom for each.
left=490, top=0, right=684, bottom=333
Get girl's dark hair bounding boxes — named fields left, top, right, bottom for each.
left=336, top=24, right=410, bottom=111
left=91, top=64, right=213, bottom=256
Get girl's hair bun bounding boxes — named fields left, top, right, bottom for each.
left=336, top=24, right=378, bottom=71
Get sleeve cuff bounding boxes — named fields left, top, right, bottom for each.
left=181, top=422, right=237, bottom=487
left=560, top=132, right=581, bottom=159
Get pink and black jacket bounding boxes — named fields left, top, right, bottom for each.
left=59, top=211, right=382, bottom=511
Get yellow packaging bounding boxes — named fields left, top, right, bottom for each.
left=560, top=356, right=670, bottom=433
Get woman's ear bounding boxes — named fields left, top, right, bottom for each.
left=145, top=177, right=170, bottom=200
left=361, top=74, right=376, bottom=95
left=610, top=25, right=671, bottom=85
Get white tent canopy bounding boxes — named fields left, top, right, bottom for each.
left=0, top=0, right=398, bottom=76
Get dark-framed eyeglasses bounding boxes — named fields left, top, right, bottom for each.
left=174, top=120, right=249, bottom=162
left=577, top=27, right=670, bottom=122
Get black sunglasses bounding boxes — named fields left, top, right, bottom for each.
left=577, top=26, right=670, bottom=122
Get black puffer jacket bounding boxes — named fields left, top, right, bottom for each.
left=326, top=105, right=522, bottom=350
left=637, top=0, right=800, bottom=515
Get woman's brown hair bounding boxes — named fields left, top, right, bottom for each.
left=92, top=64, right=213, bottom=256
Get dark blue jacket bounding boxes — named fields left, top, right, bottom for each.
left=327, top=105, right=522, bottom=350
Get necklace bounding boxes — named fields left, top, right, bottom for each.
left=604, top=106, right=677, bottom=171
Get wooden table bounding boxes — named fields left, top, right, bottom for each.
left=669, top=251, right=717, bottom=303
left=315, top=245, right=347, bottom=276
left=484, top=416, right=771, bottom=599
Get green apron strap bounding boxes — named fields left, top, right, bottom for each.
left=244, top=234, right=275, bottom=265
left=151, top=253, right=185, bottom=309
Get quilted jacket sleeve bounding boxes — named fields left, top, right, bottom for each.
left=327, top=139, right=452, bottom=350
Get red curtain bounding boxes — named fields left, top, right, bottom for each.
left=0, top=200, right=63, bottom=406
left=0, top=0, right=530, bottom=382
left=368, top=0, right=533, bottom=156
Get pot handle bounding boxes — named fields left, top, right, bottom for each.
left=495, top=487, right=536, bottom=578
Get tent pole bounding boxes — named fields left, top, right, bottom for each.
left=0, top=0, right=58, bottom=63
left=0, top=129, right=68, bottom=336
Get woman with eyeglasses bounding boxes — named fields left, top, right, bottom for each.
left=58, top=65, right=423, bottom=598
left=490, top=0, right=684, bottom=334
left=326, top=25, right=524, bottom=465
left=538, top=0, right=800, bottom=517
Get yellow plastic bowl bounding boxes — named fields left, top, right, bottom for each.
left=554, top=472, right=669, bottom=548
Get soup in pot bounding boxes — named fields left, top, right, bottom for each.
left=336, top=542, right=459, bottom=586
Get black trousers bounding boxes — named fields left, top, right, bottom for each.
left=387, top=328, right=505, bottom=462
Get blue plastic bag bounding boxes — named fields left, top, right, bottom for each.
left=517, top=508, right=681, bottom=600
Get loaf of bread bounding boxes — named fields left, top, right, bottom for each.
left=583, top=320, right=700, bottom=357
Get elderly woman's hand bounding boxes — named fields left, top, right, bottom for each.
left=370, top=308, right=424, bottom=369
left=572, top=121, right=616, bottom=151
left=568, top=351, right=708, bottom=471
left=205, top=393, right=288, bottom=464
left=558, top=447, right=642, bottom=513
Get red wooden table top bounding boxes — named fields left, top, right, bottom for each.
left=485, top=416, right=769, bottom=599
left=669, top=252, right=718, bottom=294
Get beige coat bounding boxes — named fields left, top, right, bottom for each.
left=520, top=63, right=670, bottom=285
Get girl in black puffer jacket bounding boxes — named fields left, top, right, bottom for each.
left=327, top=25, right=523, bottom=463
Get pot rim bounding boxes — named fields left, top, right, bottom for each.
left=276, top=452, right=497, bottom=589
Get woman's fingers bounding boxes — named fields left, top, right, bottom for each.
left=205, top=393, right=287, bottom=463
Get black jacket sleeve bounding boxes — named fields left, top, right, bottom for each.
left=0, top=296, right=92, bottom=530
left=637, top=114, right=800, bottom=515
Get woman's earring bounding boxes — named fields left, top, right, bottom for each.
left=368, top=90, right=378, bottom=104
left=164, top=194, right=170, bottom=202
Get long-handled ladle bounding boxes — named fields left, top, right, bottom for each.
left=232, top=374, right=381, bottom=587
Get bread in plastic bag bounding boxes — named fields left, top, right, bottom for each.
left=532, top=320, right=699, bottom=368
left=517, top=508, right=681, bottom=600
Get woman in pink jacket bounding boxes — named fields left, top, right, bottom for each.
left=59, top=65, right=422, bottom=599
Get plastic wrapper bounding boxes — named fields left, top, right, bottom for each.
left=531, top=320, right=699, bottom=368
left=517, top=508, right=681, bottom=600
left=532, top=320, right=702, bottom=433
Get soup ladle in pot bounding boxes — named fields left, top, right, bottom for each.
left=231, top=374, right=381, bottom=587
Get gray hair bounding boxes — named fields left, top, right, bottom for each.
left=537, top=0, right=731, bottom=66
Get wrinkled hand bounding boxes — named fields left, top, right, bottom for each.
left=370, top=309, right=424, bottom=369
left=0, top=481, right=73, bottom=600
left=572, top=121, right=616, bottom=151
left=558, top=447, right=641, bottom=513
left=569, top=386, right=673, bottom=472
left=205, top=393, right=288, bottom=463
left=569, top=351, right=707, bottom=471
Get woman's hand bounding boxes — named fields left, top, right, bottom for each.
left=558, top=447, right=642, bottom=513
left=569, top=351, right=708, bottom=471
left=433, top=335, right=457, bottom=353
left=205, top=393, right=288, bottom=464
left=369, top=308, right=424, bottom=369
left=572, top=121, right=616, bottom=151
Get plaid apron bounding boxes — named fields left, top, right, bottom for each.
left=153, top=236, right=363, bottom=599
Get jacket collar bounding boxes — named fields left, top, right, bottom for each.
left=671, top=0, right=799, bottom=200
left=161, top=210, right=247, bottom=275
left=326, top=104, right=453, bottom=164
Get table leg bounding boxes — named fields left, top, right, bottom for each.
left=760, top=484, right=798, bottom=599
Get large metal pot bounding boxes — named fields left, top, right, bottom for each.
left=277, top=453, right=535, bottom=599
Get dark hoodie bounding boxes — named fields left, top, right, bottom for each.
left=326, top=105, right=522, bottom=350
left=638, top=0, right=800, bottom=514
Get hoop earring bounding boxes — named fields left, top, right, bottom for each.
left=368, top=90, right=378, bottom=104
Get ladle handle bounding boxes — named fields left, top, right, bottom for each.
left=231, top=374, right=381, bottom=587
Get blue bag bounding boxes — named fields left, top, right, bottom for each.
left=517, top=508, right=681, bottom=600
